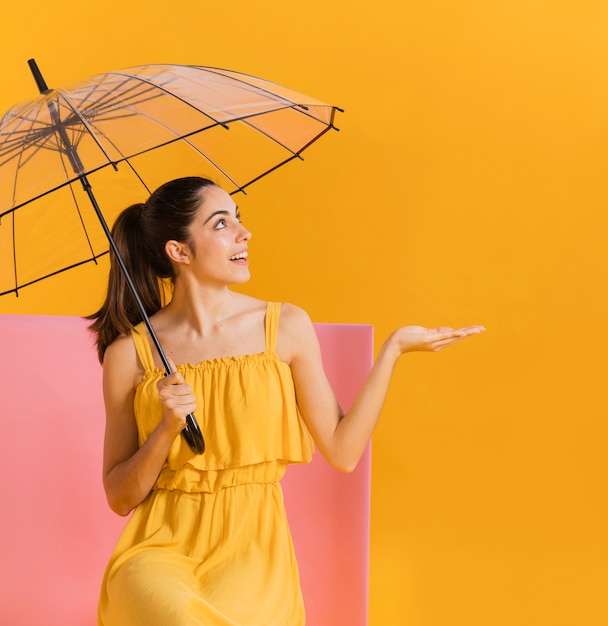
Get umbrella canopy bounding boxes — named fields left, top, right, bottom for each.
left=0, top=62, right=341, bottom=296
left=0, top=60, right=342, bottom=454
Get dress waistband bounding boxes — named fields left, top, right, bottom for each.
left=154, top=459, right=289, bottom=494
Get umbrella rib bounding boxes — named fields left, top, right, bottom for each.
left=173, top=136, right=247, bottom=192
left=119, top=132, right=245, bottom=195
left=292, top=124, right=336, bottom=157
left=231, top=124, right=338, bottom=192
left=231, top=113, right=304, bottom=159
left=8, top=134, right=28, bottom=212
left=66, top=179, right=100, bottom=262
left=11, top=213, right=18, bottom=295
left=122, top=158, right=152, bottom=196
left=237, top=154, right=301, bottom=192
left=0, top=252, right=109, bottom=296
left=0, top=161, right=120, bottom=217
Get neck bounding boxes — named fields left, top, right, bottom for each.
left=163, top=278, right=239, bottom=335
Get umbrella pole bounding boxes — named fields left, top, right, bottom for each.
left=81, top=175, right=205, bottom=454
left=27, top=59, right=204, bottom=454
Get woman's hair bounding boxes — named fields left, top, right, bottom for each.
left=87, top=176, right=217, bottom=362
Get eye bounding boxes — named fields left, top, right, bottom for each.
left=214, top=218, right=227, bottom=230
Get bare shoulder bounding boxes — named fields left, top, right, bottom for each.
left=279, top=302, right=313, bottom=328
left=103, top=332, right=143, bottom=390
left=277, top=302, right=318, bottom=363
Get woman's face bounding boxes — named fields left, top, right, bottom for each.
left=181, top=184, right=252, bottom=286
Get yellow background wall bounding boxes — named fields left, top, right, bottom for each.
left=2, top=1, right=607, bottom=624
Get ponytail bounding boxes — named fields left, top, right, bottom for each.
left=87, top=203, right=163, bottom=362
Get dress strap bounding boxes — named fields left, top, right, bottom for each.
left=265, top=302, right=281, bottom=353
left=130, top=322, right=156, bottom=371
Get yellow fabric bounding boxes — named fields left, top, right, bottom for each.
left=98, top=302, right=314, bottom=626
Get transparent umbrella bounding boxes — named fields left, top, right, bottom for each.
left=0, top=60, right=342, bottom=453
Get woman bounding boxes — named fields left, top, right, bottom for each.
left=91, top=176, right=484, bottom=625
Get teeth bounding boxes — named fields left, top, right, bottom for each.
left=229, top=251, right=248, bottom=260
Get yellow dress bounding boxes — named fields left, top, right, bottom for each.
left=98, top=302, right=314, bottom=626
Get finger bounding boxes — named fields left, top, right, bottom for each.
left=433, top=328, right=466, bottom=341
left=435, top=326, right=485, bottom=340
left=432, top=333, right=478, bottom=350
left=159, top=388, right=197, bottom=412
left=429, top=340, right=460, bottom=351
left=167, top=356, right=178, bottom=374
left=460, top=326, right=486, bottom=334
left=160, top=371, right=186, bottom=386
left=166, top=398, right=197, bottom=413
left=166, top=385, right=195, bottom=399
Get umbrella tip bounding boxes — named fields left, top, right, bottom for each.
left=27, top=58, right=50, bottom=94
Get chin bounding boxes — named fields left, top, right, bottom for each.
left=230, top=270, right=251, bottom=285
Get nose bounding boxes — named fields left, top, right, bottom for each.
left=237, top=223, right=252, bottom=241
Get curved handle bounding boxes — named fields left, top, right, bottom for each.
left=182, top=413, right=205, bottom=454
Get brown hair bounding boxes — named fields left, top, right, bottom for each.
left=87, top=176, right=217, bottom=362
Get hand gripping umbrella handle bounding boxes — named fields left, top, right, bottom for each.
left=162, top=371, right=206, bottom=455
left=146, top=331, right=206, bottom=456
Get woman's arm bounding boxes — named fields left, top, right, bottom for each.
left=281, top=304, right=484, bottom=473
left=101, top=335, right=196, bottom=516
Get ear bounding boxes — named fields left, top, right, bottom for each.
left=165, top=240, right=192, bottom=265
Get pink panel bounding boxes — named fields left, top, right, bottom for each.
left=0, top=315, right=372, bottom=625
left=0, top=315, right=123, bottom=626
left=283, top=324, right=373, bottom=626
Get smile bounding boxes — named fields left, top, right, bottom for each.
left=229, top=251, right=248, bottom=261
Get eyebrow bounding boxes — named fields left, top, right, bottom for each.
left=203, top=206, right=239, bottom=225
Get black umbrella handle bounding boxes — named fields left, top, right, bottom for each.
left=182, top=414, right=205, bottom=455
